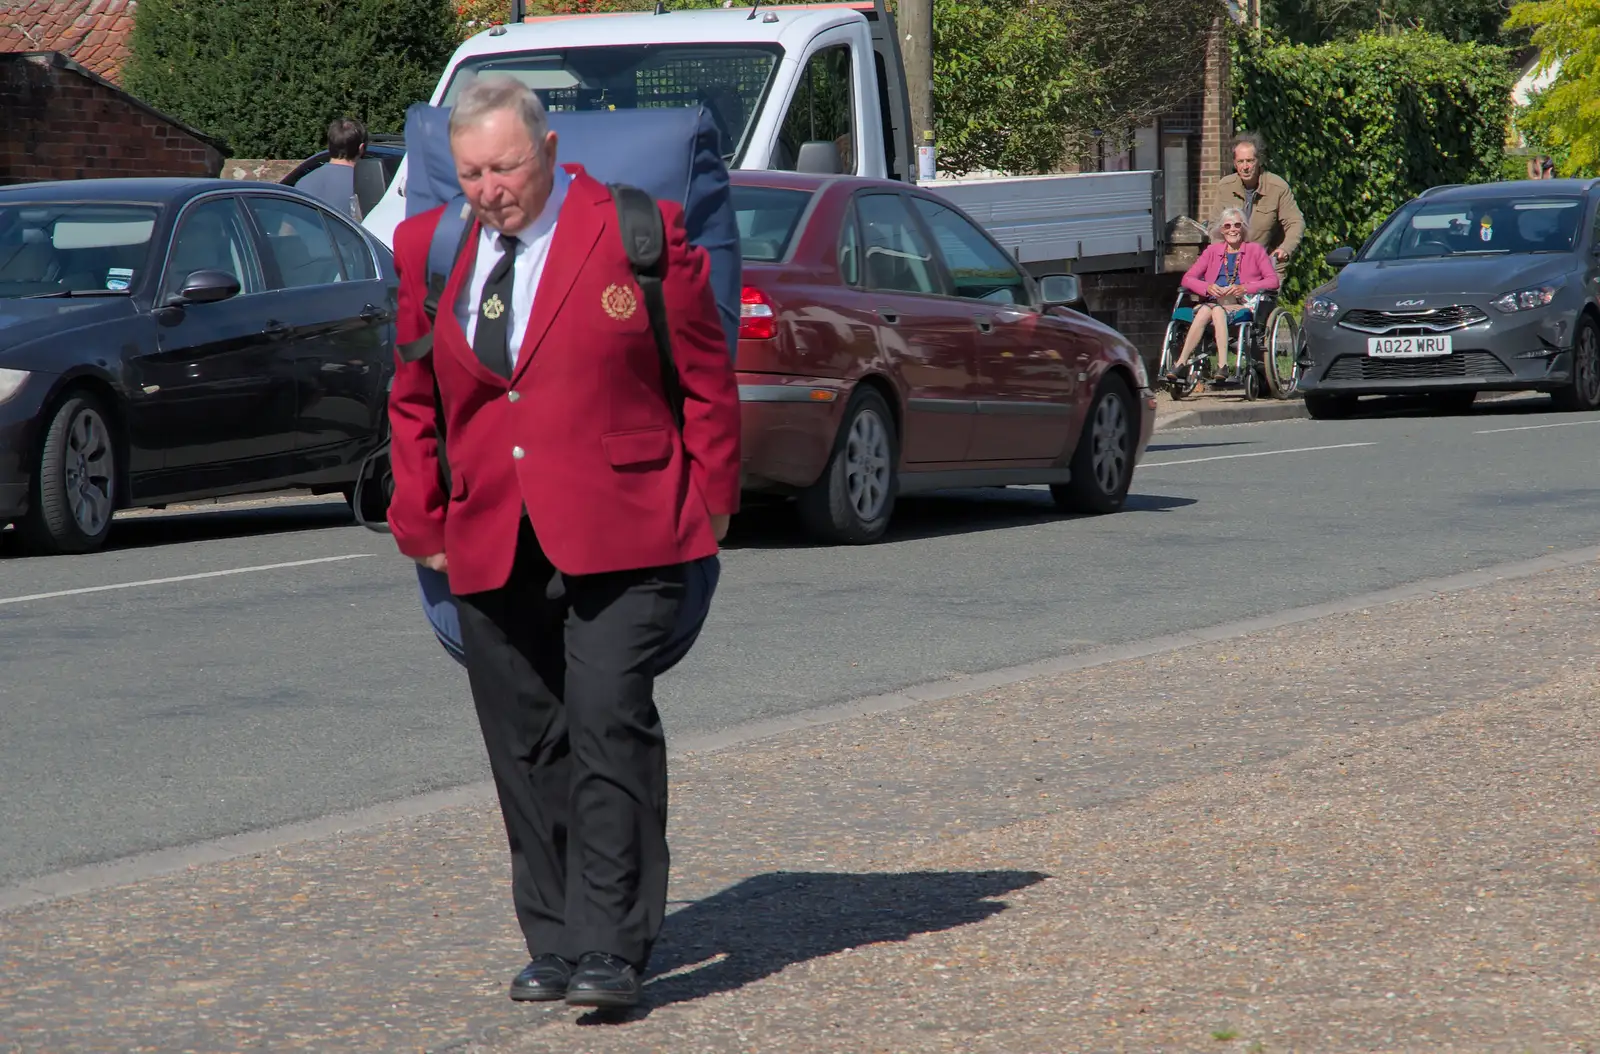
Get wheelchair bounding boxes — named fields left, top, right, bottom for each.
left=1157, top=289, right=1300, bottom=401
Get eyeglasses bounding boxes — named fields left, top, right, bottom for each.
left=1221, top=222, right=1243, bottom=230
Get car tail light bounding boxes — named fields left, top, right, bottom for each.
left=740, top=286, right=776, bottom=341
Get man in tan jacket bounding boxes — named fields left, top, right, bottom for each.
left=1215, top=132, right=1304, bottom=264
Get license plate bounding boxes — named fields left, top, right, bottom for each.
left=1367, top=335, right=1452, bottom=358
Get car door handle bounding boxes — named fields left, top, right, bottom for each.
left=876, top=309, right=899, bottom=325
left=263, top=321, right=291, bottom=339
left=974, top=316, right=994, bottom=334
left=360, top=304, right=391, bottom=322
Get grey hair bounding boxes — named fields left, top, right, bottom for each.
left=1212, top=207, right=1248, bottom=240
left=1232, top=131, right=1266, bottom=162
left=449, top=74, right=550, bottom=145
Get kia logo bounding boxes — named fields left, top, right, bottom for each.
left=1395, top=298, right=1426, bottom=307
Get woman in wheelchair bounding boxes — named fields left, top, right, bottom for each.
left=1168, top=208, right=1280, bottom=381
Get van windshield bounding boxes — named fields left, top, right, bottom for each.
left=441, top=45, right=783, bottom=162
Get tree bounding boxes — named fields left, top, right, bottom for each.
left=1262, top=0, right=1515, bottom=45
left=1505, top=0, right=1600, bottom=174
left=124, top=0, right=459, bottom=158
left=933, top=0, right=1225, bottom=175
left=932, top=0, right=1094, bottom=174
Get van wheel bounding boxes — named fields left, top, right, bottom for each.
left=19, top=392, right=117, bottom=554
left=1051, top=373, right=1134, bottom=515
left=797, top=387, right=897, bottom=544
left=1553, top=315, right=1600, bottom=411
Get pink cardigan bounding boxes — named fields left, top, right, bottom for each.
left=1181, top=241, right=1280, bottom=297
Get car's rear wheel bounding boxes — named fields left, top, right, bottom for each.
left=1304, top=393, right=1358, bottom=420
left=1553, top=315, right=1600, bottom=412
left=1052, top=373, right=1135, bottom=515
left=797, top=387, right=897, bottom=544
left=19, top=392, right=117, bottom=555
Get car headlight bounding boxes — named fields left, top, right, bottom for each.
left=0, top=368, right=28, bottom=405
left=1306, top=296, right=1339, bottom=322
left=1130, top=350, right=1149, bottom=389
left=1491, top=285, right=1560, bottom=313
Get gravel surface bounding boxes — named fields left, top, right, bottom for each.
left=3, top=561, right=1597, bottom=1053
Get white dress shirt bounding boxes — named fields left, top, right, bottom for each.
left=456, top=165, right=571, bottom=371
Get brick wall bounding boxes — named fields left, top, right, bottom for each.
left=1197, top=16, right=1233, bottom=226
left=0, top=53, right=225, bottom=185
left=1081, top=271, right=1185, bottom=375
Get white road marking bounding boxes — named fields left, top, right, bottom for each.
left=1474, top=418, right=1600, bottom=435
left=1142, top=441, right=1376, bottom=468
left=0, top=554, right=373, bottom=608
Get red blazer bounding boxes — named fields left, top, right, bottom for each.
left=1181, top=240, right=1280, bottom=297
left=386, top=165, right=741, bottom=595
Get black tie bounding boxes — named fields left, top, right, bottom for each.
left=474, top=233, right=518, bottom=377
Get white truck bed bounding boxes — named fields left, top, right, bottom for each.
left=926, top=170, right=1165, bottom=276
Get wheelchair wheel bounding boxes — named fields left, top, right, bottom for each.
left=1161, top=322, right=1199, bottom=399
left=1237, top=323, right=1258, bottom=399
left=1261, top=309, right=1300, bottom=399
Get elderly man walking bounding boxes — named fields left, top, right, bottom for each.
left=1215, top=132, right=1305, bottom=265
left=385, top=75, right=741, bottom=1008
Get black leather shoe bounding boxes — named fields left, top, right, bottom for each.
left=509, top=954, right=573, bottom=1002
left=564, top=951, right=640, bottom=1008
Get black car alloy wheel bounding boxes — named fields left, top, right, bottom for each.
left=21, top=392, right=117, bottom=554
left=1554, top=315, right=1600, bottom=412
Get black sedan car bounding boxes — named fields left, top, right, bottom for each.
left=0, top=178, right=398, bottom=554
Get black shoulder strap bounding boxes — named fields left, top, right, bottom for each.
left=609, top=183, right=685, bottom=431
left=390, top=208, right=473, bottom=503
left=397, top=215, right=476, bottom=364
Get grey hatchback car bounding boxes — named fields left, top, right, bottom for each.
left=1297, top=179, right=1600, bottom=419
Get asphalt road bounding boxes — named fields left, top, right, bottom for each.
left=4, top=394, right=1599, bottom=888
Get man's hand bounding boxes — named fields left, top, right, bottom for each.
left=1272, top=247, right=1291, bottom=263
left=710, top=514, right=730, bottom=542
left=417, top=552, right=448, bottom=572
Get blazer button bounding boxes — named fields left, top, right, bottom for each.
left=512, top=446, right=525, bottom=460
left=507, top=391, right=520, bottom=403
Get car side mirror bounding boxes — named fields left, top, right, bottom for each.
left=1038, top=274, right=1082, bottom=307
left=795, top=140, right=843, bottom=175
left=1325, top=246, right=1355, bottom=268
left=168, top=269, right=241, bottom=306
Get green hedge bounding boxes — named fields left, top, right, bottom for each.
left=124, top=0, right=459, bottom=159
left=1233, top=32, right=1515, bottom=301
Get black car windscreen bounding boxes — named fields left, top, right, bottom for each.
left=1363, top=197, right=1585, bottom=260
left=439, top=45, right=783, bottom=164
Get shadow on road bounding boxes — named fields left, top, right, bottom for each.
left=1337, top=392, right=1561, bottom=420
left=576, top=868, right=1047, bottom=1024
left=724, top=490, right=1198, bottom=550
left=1145, top=440, right=1254, bottom=454
left=0, top=498, right=357, bottom=560
left=2, top=485, right=1200, bottom=559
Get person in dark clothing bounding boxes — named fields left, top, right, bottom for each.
left=295, top=117, right=367, bottom=219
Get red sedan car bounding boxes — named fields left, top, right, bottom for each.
left=730, top=171, right=1158, bottom=543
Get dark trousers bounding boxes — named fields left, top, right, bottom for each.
left=456, top=517, right=684, bottom=969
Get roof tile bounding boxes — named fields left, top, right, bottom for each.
left=0, top=0, right=137, bottom=83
